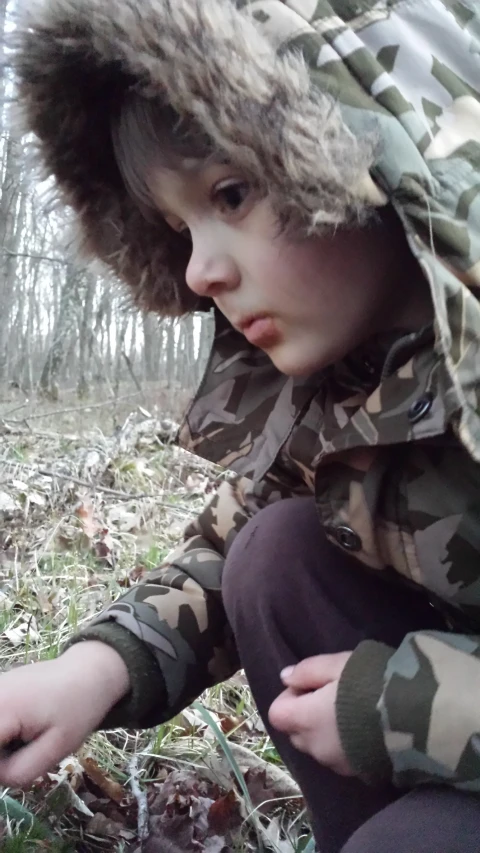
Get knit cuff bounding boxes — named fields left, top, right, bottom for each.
left=64, top=621, right=166, bottom=729
left=336, top=640, right=394, bottom=784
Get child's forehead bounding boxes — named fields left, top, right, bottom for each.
left=152, top=153, right=228, bottom=181
left=149, top=158, right=224, bottom=213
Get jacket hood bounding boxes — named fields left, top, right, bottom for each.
left=12, top=0, right=385, bottom=316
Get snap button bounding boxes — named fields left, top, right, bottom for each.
left=335, top=525, right=362, bottom=552
left=363, top=358, right=377, bottom=377
left=408, top=391, right=433, bottom=425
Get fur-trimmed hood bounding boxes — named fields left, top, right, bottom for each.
left=12, top=0, right=385, bottom=316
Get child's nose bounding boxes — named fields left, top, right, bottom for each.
left=185, top=245, right=240, bottom=298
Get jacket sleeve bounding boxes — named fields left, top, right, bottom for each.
left=336, top=630, right=480, bottom=793
left=66, top=475, right=283, bottom=729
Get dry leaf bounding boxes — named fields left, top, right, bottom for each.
left=80, top=756, right=125, bottom=804
left=46, top=780, right=94, bottom=818
left=107, top=505, right=141, bottom=531
left=11, top=479, right=29, bottom=492
left=86, top=812, right=124, bottom=839
left=208, top=790, right=242, bottom=835
left=118, top=564, right=147, bottom=587
left=95, top=528, right=116, bottom=566
left=26, top=491, right=46, bottom=508
left=244, top=769, right=277, bottom=814
left=75, top=500, right=100, bottom=540
left=147, top=813, right=195, bottom=853
left=4, top=618, right=40, bottom=647
left=48, top=755, right=84, bottom=792
left=0, top=492, right=20, bottom=513
left=218, top=714, right=244, bottom=735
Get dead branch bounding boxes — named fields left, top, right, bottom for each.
left=2, top=392, right=143, bottom=424
left=0, top=461, right=190, bottom=510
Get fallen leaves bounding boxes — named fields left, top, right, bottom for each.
left=75, top=499, right=99, bottom=541
left=0, top=411, right=307, bottom=853
left=86, top=811, right=135, bottom=841
left=244, top=769, right=277, bottom=815
left=207, top=790, right=241, bottom=836
left=75, top=499, right=117, bottom=567
left=146, top=769, right=238, bottom=852
left=79, top=755, right=125, bottom=804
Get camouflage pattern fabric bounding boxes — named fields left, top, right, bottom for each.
left=44, top=0, right=480, bottom=791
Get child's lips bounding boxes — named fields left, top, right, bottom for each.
left=240, top=315, right=280, bottom=347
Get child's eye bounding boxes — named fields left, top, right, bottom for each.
left=213, top=181, right=250, bottom=213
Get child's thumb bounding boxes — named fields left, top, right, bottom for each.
left=280, top=652, right=352, bottom=690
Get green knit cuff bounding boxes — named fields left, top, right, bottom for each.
left=63, top=622, right=167, bottom=729
left=336, top=640, right=394, bottom=784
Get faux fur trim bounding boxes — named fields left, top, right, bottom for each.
left=12, top=0, right=383, bottom=316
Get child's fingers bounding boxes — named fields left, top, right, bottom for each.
left=0, top=728, right=65, bottom=787
left=0, top=716, right=23, bottom=758
left=280, top=651, right=352, bottom=689
left=269, top=687, right=321, bottom=733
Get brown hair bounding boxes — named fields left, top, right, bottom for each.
left=110, top=91, right=217, bottom=219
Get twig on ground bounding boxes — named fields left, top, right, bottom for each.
left=1, top=428, right=80, bottom=441
left=0, top=459, right=192, bottom=511
left=128, top=737, right=156, bottom=841
left=1, top=399, right=31, bottom=418
left=35, top=468, right=184, bottom=506
left=2, top=392, right=142, bottom=423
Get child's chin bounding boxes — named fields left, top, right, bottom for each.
left=270, top=353, right=327, bottom=378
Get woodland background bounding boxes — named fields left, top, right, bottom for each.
left=0, top=0, right=214, bottom=402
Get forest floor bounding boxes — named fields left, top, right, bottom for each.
left=0, top=385, right=312, bottom=853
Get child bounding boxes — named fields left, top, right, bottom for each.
left=2, top=1, right=480, bottom=850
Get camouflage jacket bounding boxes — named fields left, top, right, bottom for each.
left=15, top=0, right=480, bottom=792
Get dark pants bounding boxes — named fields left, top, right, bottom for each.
left=222, top=498, right=480, bottom=853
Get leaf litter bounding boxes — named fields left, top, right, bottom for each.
left=0, top=402, right=311, bottom=852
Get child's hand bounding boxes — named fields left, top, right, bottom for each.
left=268, top=652, right=354, bottom=776
left=0, top=641, right=130, bottom=787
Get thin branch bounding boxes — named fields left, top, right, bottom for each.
left=2, top=392, right=142, bottom=423
left=128, top=738, right=156, bottom=842
left=35, top=468, right=154, bottom=500
left=1, top=399, right=31, bottom=418
left=0, top=459, right=191, bottom=511
left=1, top=248, right=73, bottom=266
left=1, top=428, right=80, bottom=441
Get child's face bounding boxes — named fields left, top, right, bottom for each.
left=152, top=161, right=423, bottom=376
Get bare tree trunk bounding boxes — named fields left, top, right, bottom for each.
left=113, top=311, right=130, bottom=393
left=143, top=312, right=161, bottom=382
left=77, top=273, right=96, bottom=398
left=197, top=312, right=214, bottom=382
left=165, top=318, right=176, bottom=387
left=0, top=139, right=23, bottom=380
left=177, top=314, right=195, bottom=389
left=39, top=266, right=80, bottom=400
left=129, top=313, right=138, bottom=367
